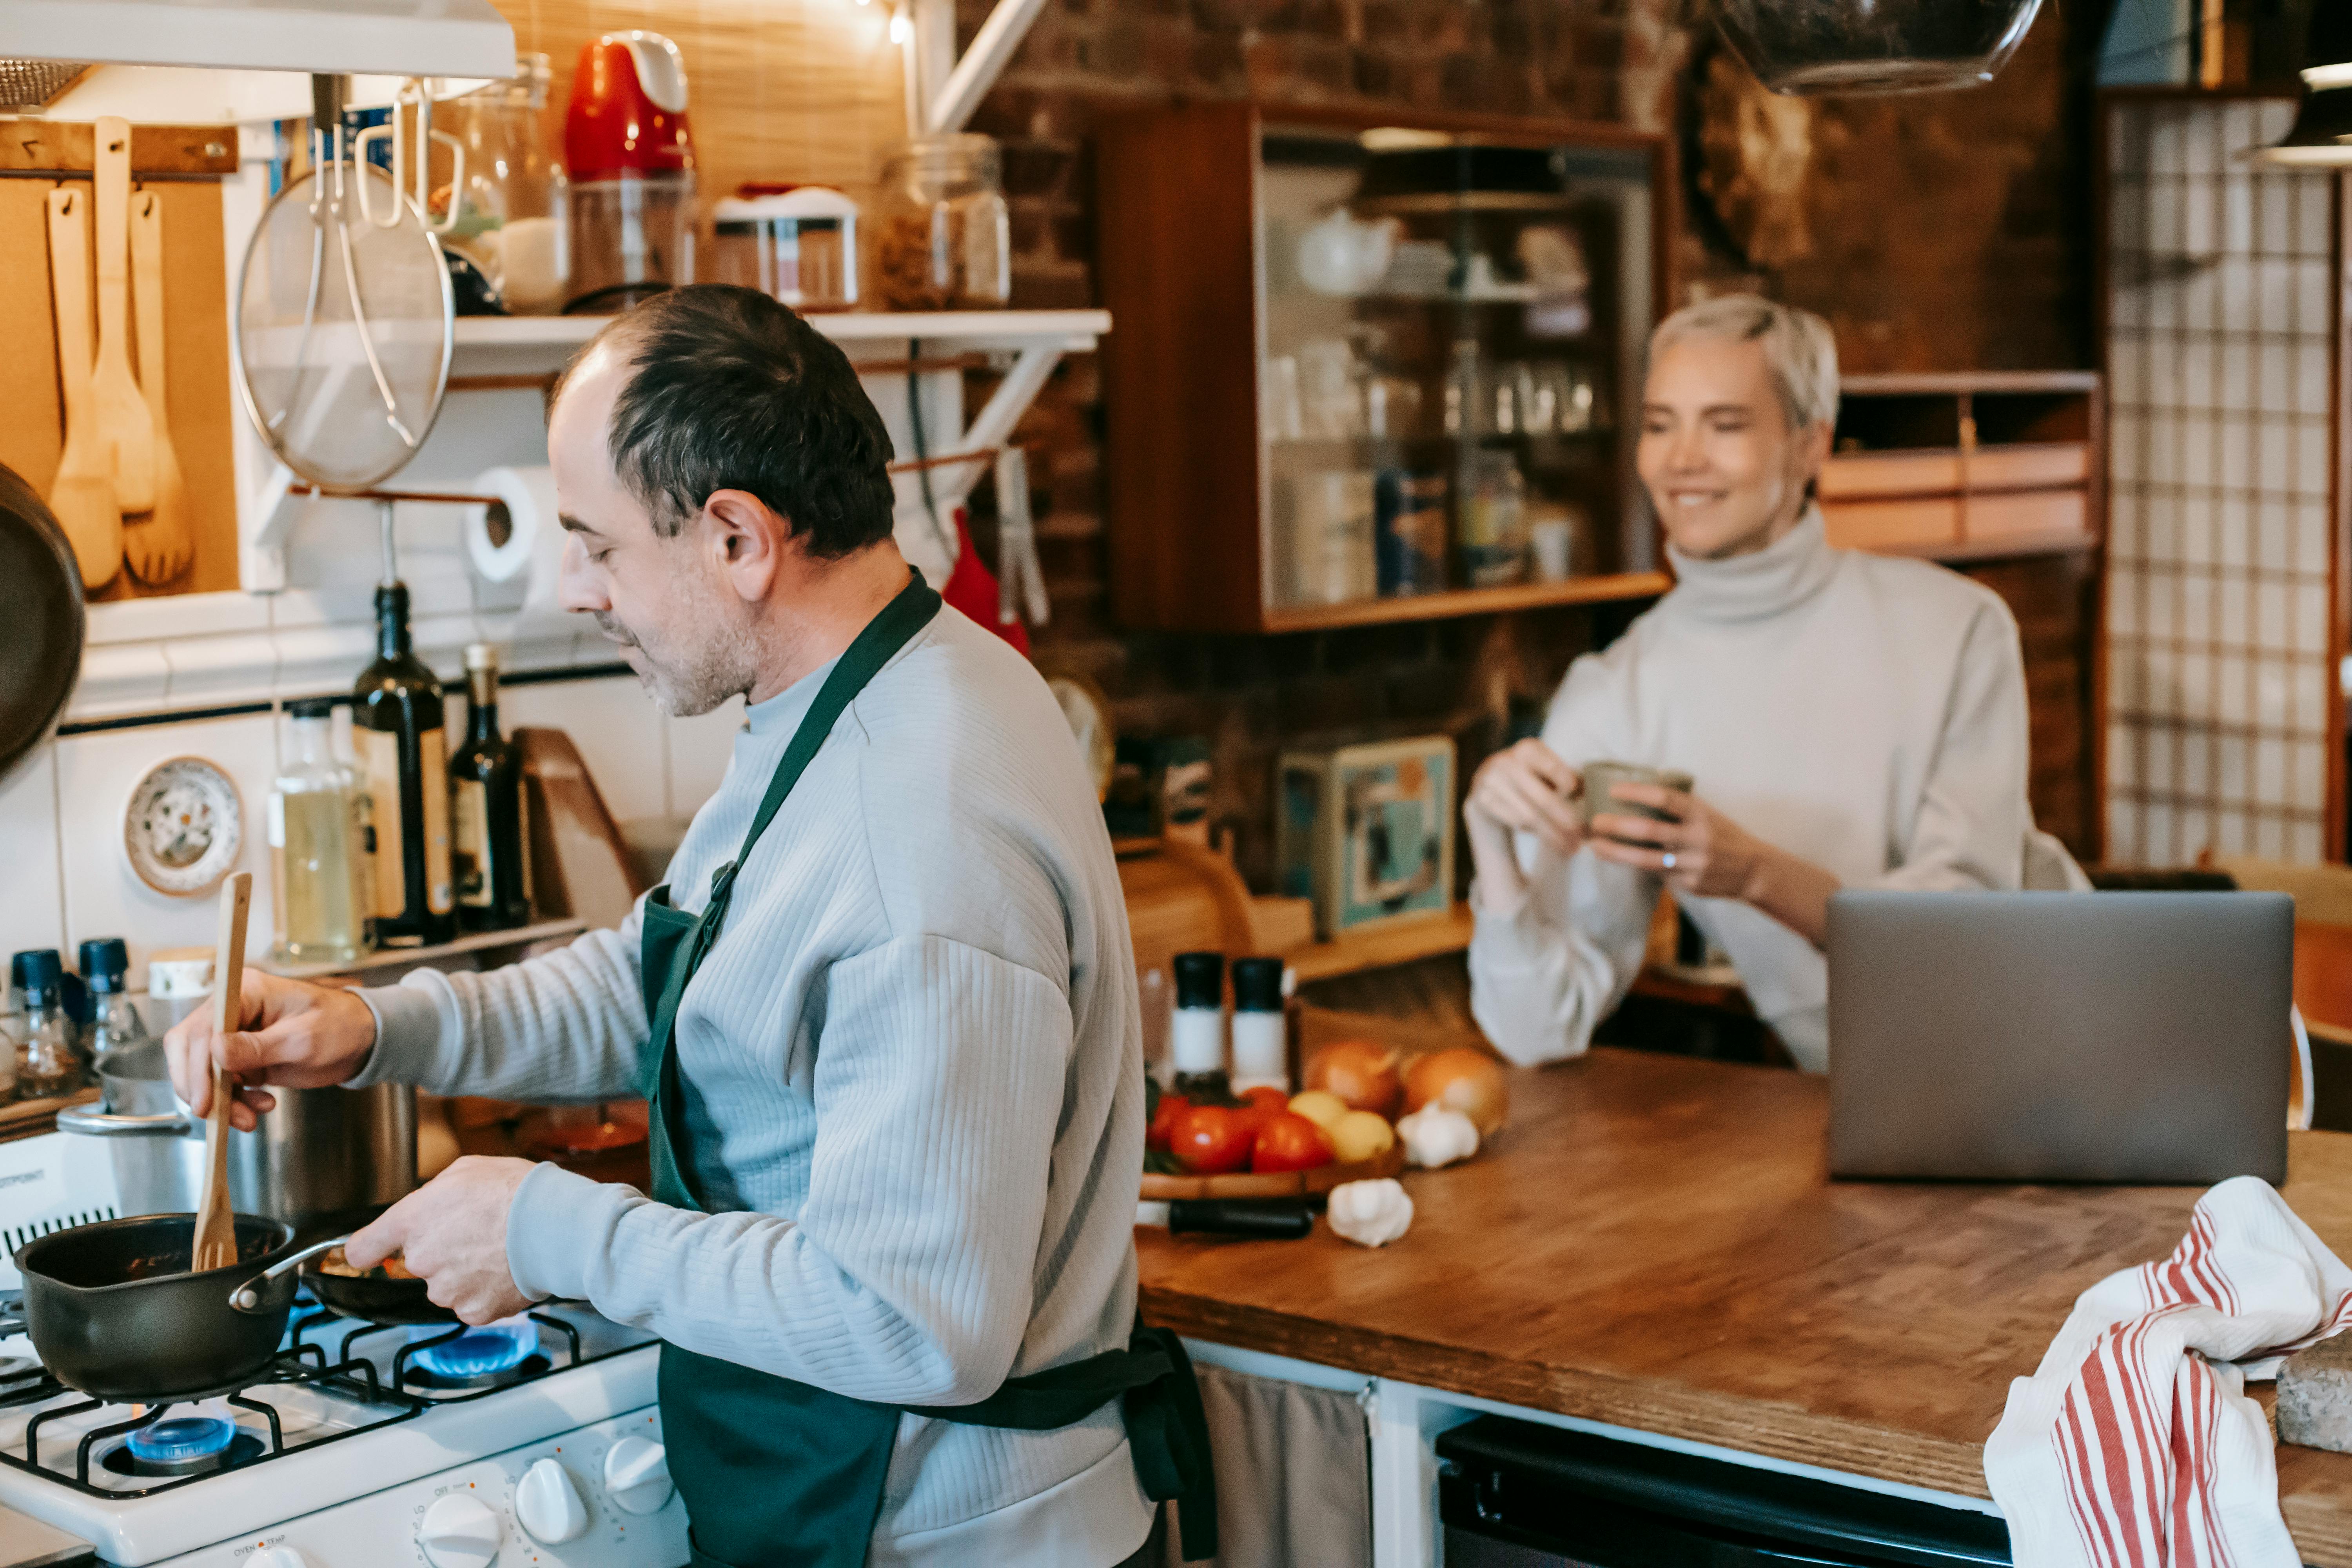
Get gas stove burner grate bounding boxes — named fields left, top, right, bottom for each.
left=313, top=1311, right=585, bottom=1399
left=0, top=1350, right=425, bottom=1499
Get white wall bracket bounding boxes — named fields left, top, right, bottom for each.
left=907, top=0, right=1050, bottom=137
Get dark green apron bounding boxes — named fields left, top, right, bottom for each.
left=634, top=574, right=1217, bottom=1568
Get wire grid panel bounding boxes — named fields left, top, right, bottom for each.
left=2104, top=97, right=2338, bottom=866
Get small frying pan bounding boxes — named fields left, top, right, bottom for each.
left=0, top=461, right=87, bottom=786
left=231, top=1238, right=456, bottom=1325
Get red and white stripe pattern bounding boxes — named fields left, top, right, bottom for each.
left=1987, top=1177, right=2352, bottom=1568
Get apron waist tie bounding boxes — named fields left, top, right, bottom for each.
left=906, top=1322, right=1220, bottom=1561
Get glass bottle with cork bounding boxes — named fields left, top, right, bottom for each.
left=270, top=698, right=369, bottom=965
left=352, top=507, right=455, bottom=949
left=451, top=642, right=534, bottom=932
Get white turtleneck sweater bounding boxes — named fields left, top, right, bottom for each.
left=1468, top=510, right=2083, bottom=1072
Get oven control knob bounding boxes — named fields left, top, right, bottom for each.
left=515, top=1456, right=591, bottom=1543
left=250, top=1550, right=312, bottom=1568
left=604, top=1436, right=674, bottom=1514
left=418, top=1492, right=502, bottom=1568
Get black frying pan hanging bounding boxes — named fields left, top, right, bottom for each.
left=0, top=462, right=84, bottom=786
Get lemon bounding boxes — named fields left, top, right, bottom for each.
left=1288, top=1090, right=1350, bottom=1131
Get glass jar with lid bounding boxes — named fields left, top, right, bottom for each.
left=713, top=185, right=860, bottom=312
left=436, top=54, right=572, bottom=314
left=875, top=133, right=1011, bottom=310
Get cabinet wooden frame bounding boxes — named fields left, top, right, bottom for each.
left=1097, top=101, right=1678, bottom=635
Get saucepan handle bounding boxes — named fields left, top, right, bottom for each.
left=228, top=1235, right=352, bottom=1314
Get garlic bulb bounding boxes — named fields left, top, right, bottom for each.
left=1327, top=1178, right=1414, bottom=1247
left=1396, top=1105, right=1479, bottom=1169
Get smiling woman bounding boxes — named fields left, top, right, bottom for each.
left=1461, top=295, right=2085, bottom=1073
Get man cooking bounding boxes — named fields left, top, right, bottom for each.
left=165, top=285, right=1208, bottom=1568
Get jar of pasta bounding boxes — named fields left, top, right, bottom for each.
left=875, top=134, right=1011, bottom=310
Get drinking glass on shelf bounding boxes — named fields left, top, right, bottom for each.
left=1298, top=338, right=1365, bottom=439
left=1366, top=376, right=1423, bottom=440
left=1265, top=355, right=1304, bottom=443
left=1494, top=363, right=1538, bottom=437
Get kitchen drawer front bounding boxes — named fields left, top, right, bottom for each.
left=1819, top=449, right=1964, bottom=500
left=1965, top=487, right=2089, bottom=545
left=1969, top=442, right=2091, bottom=492
left=1820, top=496, right=1962, bottom=553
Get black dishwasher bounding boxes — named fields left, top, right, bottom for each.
left=1437, top=1416, right=2012, bottom=1566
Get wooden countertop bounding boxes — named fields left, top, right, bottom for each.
left=1135, top=1045, right=2352, bottom=1562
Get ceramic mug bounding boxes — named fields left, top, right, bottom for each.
left=1577, top=761, right=1694, bottom=839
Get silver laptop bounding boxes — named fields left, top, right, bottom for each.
left=1827, top=891, right=2292, bottom=1184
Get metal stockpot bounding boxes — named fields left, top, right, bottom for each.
left=60, top=1041, right=416, bottom=1237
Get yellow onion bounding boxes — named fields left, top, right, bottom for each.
left=1402, top=1048, right=1508, bottom=1136
left=1305, top=1040, right=1403, bottom=1117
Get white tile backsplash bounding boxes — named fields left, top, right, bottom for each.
left=0, top=748, right=66, bottom=966
left=501, top=676, right=668, bottom=824
left=54, top=713, right=281, bottom=992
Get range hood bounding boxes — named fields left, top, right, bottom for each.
left=0, top=0, right=514, bottom=81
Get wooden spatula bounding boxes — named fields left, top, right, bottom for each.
left=91, top=116, right=156, bottom=514
left=191, top=872, right=252, bottom=1274
left=44, top=186, right=121, bottom=591
left=123, top=190, right=191, bottom=586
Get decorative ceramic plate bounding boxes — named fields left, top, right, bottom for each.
left=123, top=756, right=242, bottom=896
left=1046, top=674, right=1116, bottom=802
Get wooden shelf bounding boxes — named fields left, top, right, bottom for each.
left=1262, top=572, right=1672, bottom=633
left=1282, top=904, right=1475, bottom=985
left=254, top=916, right=587, bottom=982
left=449, top=309, right=1111, bottom=379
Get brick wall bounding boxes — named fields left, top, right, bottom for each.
left=959, top=0, right=2101, bottom=886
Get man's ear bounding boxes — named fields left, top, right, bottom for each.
left=701, top=488, right=789, bottom=601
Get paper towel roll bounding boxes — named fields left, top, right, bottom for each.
left=464, top=465, right=566, bottom=612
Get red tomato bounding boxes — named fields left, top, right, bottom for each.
left=1169, top=1105, right=1253, bottom=1174
left=1232, top=1085, right=1289, bottom=1139
left=1146, top=1093, right=1191, bottom=1152
left=1250, top=1111, right=1336, bottom=1174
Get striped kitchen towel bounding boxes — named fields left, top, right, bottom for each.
left=1985, top=1176, right=2352, bottom=1567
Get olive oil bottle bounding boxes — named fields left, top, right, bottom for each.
left=354, top=555, right=455, bottom=948
left=451, top=642, right=533, bottom=932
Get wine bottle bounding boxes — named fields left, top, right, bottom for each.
left=451, top=642, right=533, bottom=932
left=354, top=582, right=455, bottom=947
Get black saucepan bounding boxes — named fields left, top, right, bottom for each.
left=16, top=1214, right=298, bottom=1401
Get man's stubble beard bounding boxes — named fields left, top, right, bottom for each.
left=600, top=583, right=759, bottom=719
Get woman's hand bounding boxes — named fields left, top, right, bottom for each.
left=1588, top=782, right=1840, bottom=946
left=1464, top=739, right=1583, bottom=857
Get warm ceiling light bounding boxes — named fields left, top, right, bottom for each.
left=2255, top=5, right=2352, bottom=167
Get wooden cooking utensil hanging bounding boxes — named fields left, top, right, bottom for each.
left=191, top=871, right=251, bottom=1274
left=91, top=115, right=156, bottom=515
left=124, top=189, right=193, bottom=586
left=44, top=187, right=121, bottom=591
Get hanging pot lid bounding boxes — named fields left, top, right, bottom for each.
left=0, top=462, right=86, bottom=788
left=1711, top=0, right=2047, bottom=96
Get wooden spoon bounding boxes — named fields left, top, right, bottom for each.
left=44, top=186, right=121, bottom=592
left=122, top=190, right=191, bottom=586
left=91, top=116, right=156, bottom=514
left=191, top=871, right=252, bottom=1275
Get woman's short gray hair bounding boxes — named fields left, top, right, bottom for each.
left=1648, top=295, right=1841, bottom=432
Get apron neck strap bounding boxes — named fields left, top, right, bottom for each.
left=737, top=571, right=942, bottom=867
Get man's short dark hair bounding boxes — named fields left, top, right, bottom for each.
left=550, top=285, right=897, bottom=557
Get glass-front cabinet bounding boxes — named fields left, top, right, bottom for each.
left=1100, top=105, right=1673, bottom=633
